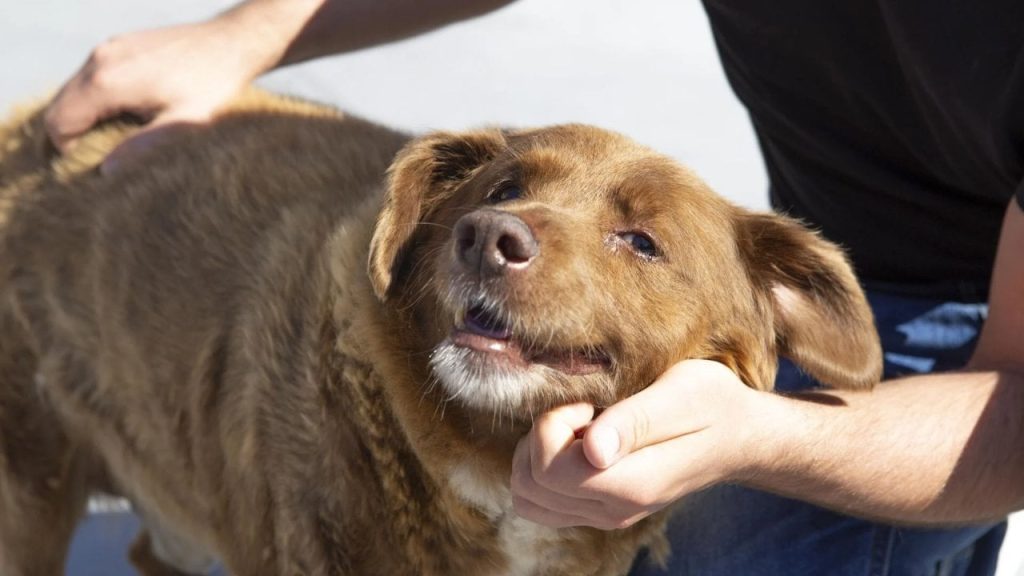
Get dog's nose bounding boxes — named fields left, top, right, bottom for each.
left=454, top=210, right=539, bottom=274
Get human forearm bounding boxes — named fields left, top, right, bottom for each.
left=745, top=202, right=1024, bottom=524
left=218, top=0, right=518, bottom=73
left=745, top=368, right=1024, bottom=524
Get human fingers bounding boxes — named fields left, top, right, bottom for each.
left=45, top=22, right=249, bottom=155
left=527, top=403, right=594, bottom=482
left=509, top=403, right=604, bottom=523
left=510, top=433, right=610, bottom=525
left=509, top=492, right=598, bottom=529
left=45, top=59, right=127, bottom=152
left=572, top=433, right=724, bottom=527
left=512, top=426, right=691, bottom=529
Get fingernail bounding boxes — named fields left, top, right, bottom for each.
left=589, top=425, right=620, bottom=467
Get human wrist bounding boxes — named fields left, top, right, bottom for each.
left=212, top=0, right=322, bottom=79
left=726, top=388, right=811, bottom=486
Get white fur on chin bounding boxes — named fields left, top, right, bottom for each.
left=429, top=339, right=546, bottom=412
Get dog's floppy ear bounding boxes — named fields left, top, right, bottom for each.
left=368, top=130, right=507, bottom=300
left=735, top=211, right=882, bottom=389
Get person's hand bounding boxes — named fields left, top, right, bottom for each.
left=44, top=17, right=273, bottom=173
left=510, top=359, right=764, bottom=529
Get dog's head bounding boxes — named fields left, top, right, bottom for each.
left=368, top=125, right=880, bottom=418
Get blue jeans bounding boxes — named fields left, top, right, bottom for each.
left=631, top=290, right=1007, bottom=576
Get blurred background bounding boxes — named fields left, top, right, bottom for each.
left=1, top=0, right=1020, bottom=574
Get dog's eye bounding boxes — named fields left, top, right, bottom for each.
left=488, top=184, right=523, bottom=204
left=619, top=232, right=660, bottom=259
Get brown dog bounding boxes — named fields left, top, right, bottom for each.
left=0, top=91, right=881, bottom=575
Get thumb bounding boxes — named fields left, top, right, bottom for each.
left=101, top=113, right=207, bottom=176
left=582, top=396, right=650, bottom=470
left=583, top=359, right=734, bottom=469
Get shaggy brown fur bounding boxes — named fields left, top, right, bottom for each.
left=0, top=90, right=881, bottom=575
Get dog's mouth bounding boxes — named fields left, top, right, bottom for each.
left=449, top=304, right=611, bottom=376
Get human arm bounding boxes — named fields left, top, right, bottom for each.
left=44, top=0, right=516, bottom=164
left=769, top=197, right=1024, bottom=523
left=511, top=198, right=1024, bottom=528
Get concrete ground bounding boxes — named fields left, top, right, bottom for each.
left=1, top=1, right=1021, bottom=574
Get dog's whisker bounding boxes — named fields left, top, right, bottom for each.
left=413, top=221, right=456, bottom=233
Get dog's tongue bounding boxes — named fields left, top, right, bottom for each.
left=464, top=306, right=512, bottom=340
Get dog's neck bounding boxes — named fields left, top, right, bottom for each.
left=318, top=204, right=581, bottom=573
left=318, top=281, right=539, bottom=574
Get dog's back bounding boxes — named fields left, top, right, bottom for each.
left=0, top=93, right=410, bottom=575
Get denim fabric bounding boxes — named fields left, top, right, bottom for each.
left=630, top=290, right=1007, bottom=576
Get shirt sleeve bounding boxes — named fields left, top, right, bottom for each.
left=1017, top=180, right=1024, bottom=210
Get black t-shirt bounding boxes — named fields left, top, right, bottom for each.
left=702, top=0, right=1024, bottom=298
